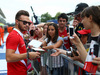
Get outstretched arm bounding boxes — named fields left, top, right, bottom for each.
left=42, top=40, right=63, bottom=49
left=51, top=48, right=67, bottom=56
left=6, top=49, right=40, bottom=62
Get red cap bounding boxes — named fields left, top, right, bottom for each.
left=77, top=29, right=91, bottom=35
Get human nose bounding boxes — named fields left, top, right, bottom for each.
left=81, top=20, right=83, bottom=24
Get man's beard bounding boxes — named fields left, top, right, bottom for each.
left=18, top=23, right=28, bottom=32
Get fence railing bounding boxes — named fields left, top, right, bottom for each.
left=27, top=49, right=100, bottom=75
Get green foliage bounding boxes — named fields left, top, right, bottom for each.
left=54, top=12, right=61, bottom=19
left=41, top=12, right=52, bottom=22
left=41, top=12, right=73, bottom=22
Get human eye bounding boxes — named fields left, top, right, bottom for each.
left=63, top=20, right=66, bottom=22
left=59, top=20, right=62, bottom=22
left=23, top=21, right=27, bottom=25
left=51, top=29, right=54, bottom=31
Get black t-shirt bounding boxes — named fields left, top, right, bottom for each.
left=90, top=35, right=100, bottom=43
left=91, top=36, right=98, bottom=42
left=75, top=23, right=84, bottom=34
left=75, top=23, right=84, bottom=38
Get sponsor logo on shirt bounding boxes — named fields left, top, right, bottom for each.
left=21, top=44, right=25, bottom=47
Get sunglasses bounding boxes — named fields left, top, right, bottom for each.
left=18, top=19, right=31, bottom=25
left=74, top=14, right=81, bottom=21
left=75, top=14, right=80, bottom=17
left=75, top=14, right=80, bottom=18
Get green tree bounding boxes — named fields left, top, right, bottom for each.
left=41, top=12, right=52, bottom=22
left=54, top=12, right=61, bottom=19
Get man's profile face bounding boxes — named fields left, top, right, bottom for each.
left=17, top=15, right=31, bottom=32
left=73, top=13, right=82, bottom=28
left=74, top=14, right=81, bottom=22
left=58, top=18, right=67, bottom=28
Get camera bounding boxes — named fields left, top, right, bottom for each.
left=66, top=51, right=74, bottom=57
left=69, top=25, right=74, bottom=39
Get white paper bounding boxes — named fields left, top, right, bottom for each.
left=32, top=48, right=44, bottom=51
left=28, top=39, right=42, bottom=48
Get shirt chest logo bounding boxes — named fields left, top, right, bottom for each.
left=21, top=44, right=25, bottom=47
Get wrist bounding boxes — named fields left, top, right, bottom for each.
left=62, top=50, right=67, bottom=55
left=42, top=46, right=46, bottom=49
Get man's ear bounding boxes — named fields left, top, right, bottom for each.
left=15, top=19, right=19, bottom=25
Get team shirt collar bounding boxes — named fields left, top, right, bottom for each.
left=13, top=28, right=23, bottom=38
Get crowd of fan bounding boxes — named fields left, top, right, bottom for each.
left=5, top=2, right=100, bottom=75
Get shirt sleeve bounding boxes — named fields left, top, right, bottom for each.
left=6, top=34, right=19, bottom=51
left=57, top=37, right=63, bottom=42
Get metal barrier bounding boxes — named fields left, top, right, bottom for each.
left=27, top=59, right=40, bottom=75
left=27, top=49, right=100, bottom=75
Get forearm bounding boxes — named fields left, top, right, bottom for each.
left=62, top=50, right=67, bottom=55
left=36, top=23, right=45, bottom=27
left=76, top=42, right=87, bottom=63
left=43, top=45, right=54, bottom=49
left=6, top=53, right=27, bottom=62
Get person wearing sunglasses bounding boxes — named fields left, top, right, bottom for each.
left=6, top=10, right=40, bottom=75
left=71, top=6, right=100, bottom=74
left=17, top=19, right=31, bottom=25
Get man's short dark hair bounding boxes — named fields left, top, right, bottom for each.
left=15, top=10, right=29, bottom=20
left=58, top=13, right=68, bottom=22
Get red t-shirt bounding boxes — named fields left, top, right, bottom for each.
left=58, top=28, right=70, bottom=49
left=6, top=29, right=27, bottom=75
left=7, top=27, right=13, bottom=33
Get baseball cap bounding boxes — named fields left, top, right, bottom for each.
left=74, top=3, right=89, bottom=15
left=77, top=29, right=91, bottom=35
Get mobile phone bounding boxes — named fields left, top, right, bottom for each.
left=69, top=25, right=74, bottom=38
left=66, top=51, right=74, bottom=57
left=93, top=44, right=99, bottom=57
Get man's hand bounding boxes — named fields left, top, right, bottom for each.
left=29, top=52, right=40, bottom=59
